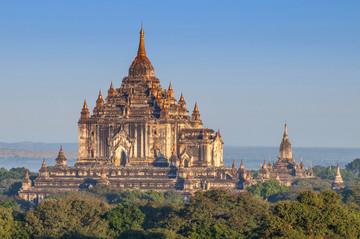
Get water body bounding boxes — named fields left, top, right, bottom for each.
left=0, top=146, right=359, bottom=172
left=223, top=146, right=360, bottom=170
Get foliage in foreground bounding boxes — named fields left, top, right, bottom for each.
left=25, top=197, right=111, bottom=238
left=256, top=190, right=360, bottom=238
left=247, top=179, right=289, bottom=200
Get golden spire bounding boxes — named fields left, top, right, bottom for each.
left=110, top=82, right=114, bottom=90
left=263, top=160, right=267, bottom=169
left=83, top=100, right=88, bottom=110
left=240, top=160, right=244, bottom=169
left=60, top=145, right=63, bottom=152
left=194, top=102, right=198, bottom=112
left=135, top=23, right=149, bottom=62
left=168, top=82, right=172, bottom=90
left=232, top=160, right=236, bottom=169
left=162, top=100, right=167, bottom=109
left=42, top=158, right=46, bottom=168
left=25, top=169, right=29, bottom=179
left=180, top=92, right=184, bottom=101
left=98, top=90, right=103, bottom=100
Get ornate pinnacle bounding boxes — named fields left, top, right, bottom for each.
left=83, top=100, right=88, bottom=110
left=179, top=92, right=184, bottom=102
left=232, top=160, right=236, bottom=169
left=60, top=145, right=63, bottom=152
left=25, top=169, right=29, bottom=179
left=110, top=82, right=114, bottom=90
left=284, top=123, right=288, bottom=138
left=168, top=82, right=172, bottom=90
left=42, top=158, right=46, bottom=168
left=240, top=160, right=244, bottom=169
left=135, top=24, right=149, bottom=62
left=194, top=102, right=198, bottom=112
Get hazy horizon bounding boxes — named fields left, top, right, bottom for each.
left=0, top=1, right=359, bottom=148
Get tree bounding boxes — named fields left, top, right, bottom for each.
left=25, top=196, right=110, bottom=238
left=346, top=158, right=360, bottom=177
left=163, top=190, right=269, bottom=238
left=255, top=190, right=360, bottom=238
left=106, top=203, right=145, bottom=236
left=247, top=179, right=289, bottom=200
left=0, top=206, right=29, bottom=238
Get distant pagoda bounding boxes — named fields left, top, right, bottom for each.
left=255, top=123, right=313, bottom=186
left=332, top=163, right=345, bottom=190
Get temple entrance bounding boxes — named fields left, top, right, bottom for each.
left=120, top=151, right=127, bottom=166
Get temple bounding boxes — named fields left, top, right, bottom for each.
left=18, top=26, right=239, bottom=203
left=18, top=27, right=315, bottom=203
left=255, top=123, right=313, bottom=186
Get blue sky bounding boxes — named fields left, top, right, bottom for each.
left=0, top=1, right=359, bottom=147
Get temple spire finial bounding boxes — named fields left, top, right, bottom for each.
left=83, top=100, right=88, bottom=110
left=135, top=23, right=148, bottom=61
left=194, top=102, right=198, bottom=112
left=240, top=160, right=244, bottom=169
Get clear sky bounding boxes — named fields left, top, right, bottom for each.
left=0, top=1, right=359, bottom=148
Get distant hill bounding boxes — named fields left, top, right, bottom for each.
left=0, top=142, right=78, bottom=152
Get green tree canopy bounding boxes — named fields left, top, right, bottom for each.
left=247, top=179, right=289, bottom=200
left=25, top=196, right=110, bottom=238
left=0, top=206, right=28, bottom=239
left=106, top=203, right=145, bottom=236
left=163, top=190, right=269, bottom=238
left=255, top=190, right=360, bottom=238
left=346, top=158, right=360, bottom=177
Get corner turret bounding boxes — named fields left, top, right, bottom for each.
left=79, top=100, right=90, bottom=121
left=55, top=146, right=67, bottom=168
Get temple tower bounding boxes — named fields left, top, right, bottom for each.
left=332, top=163, right=345, bottom=190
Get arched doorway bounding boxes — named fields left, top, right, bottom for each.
left=120, top=151, right=127, bottom=166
